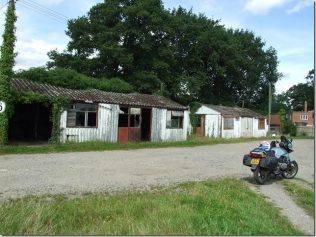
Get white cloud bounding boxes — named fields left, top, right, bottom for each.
left=286, top=0, right=313, bottom=14
left=243, top=0, right=290, bottom=15
left=14, top=38, right=66, bottom=70
left=275, top=62, right=311, bottom=93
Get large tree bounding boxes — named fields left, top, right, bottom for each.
left=0, top=0, right=17, bottom=145
left=47, top=0, right=281, bottom=111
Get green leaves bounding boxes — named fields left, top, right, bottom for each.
left=46, top=0, right=281, bottom=111
left=15, top=67, right=134, bottom=93
left=0, top=0, right=17, bottom=145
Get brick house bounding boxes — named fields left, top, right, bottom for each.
left=289, top=101, right=314, bottom=126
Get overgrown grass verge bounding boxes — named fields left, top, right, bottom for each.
left=0, top=136, right=270, bottom=155
left=282, top=179, right=314, bottom=217
left=0, top=178, right=302, bottom=235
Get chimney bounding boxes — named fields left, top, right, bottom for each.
left=304, top=101, right=308, bottom=112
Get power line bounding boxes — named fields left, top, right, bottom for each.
left=22, top=0, right=68, bottom=20
left=17, top=2, right=66, bottom=23
left=16, top=0, right=68, bottom=23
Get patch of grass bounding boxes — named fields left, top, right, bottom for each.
left=0, top=178, right=302, bottom=235
left=0, top=136, right=268, bottom=155
left=282, top=179, right=314, bottom=217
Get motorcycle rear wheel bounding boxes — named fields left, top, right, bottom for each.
left=254, top=168, right=269, bottom=185
left=281, top=161, right=298, bottom=179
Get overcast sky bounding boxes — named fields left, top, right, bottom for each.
left=0, top=0, right=313, bottom=94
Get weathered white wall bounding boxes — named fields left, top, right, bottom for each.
left=221, top=118, right=241, bottom=138
left=196, top=105, right=267, bottom=138
left=196, top=105, right=221, bottom=138
left=196, top=106, right=219, bottom=115
left=60, top=103, right=119, bottom=143
left=204, top=115, right=221, bottom=138
left=151, top=108, right=189, bottom=142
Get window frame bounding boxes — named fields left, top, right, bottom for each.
left=118, top=107, right=141, bottom=128
left=300, top=114, right=308, bottom=121
left=223, top=117, right=234, bottom=130
left=258, top=118, right=265, bottom=130
left=166, top=110, right=184, bottom=129
left=66, top=103, right=98, bottom=128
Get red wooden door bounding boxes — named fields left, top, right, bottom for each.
left=118, top=127, right=129, bottom=143
left=196, top=115, right=205, bottom=136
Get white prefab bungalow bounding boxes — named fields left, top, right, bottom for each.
left=195, top=104, right=268, bottom=138
left=10, top=79, right=189, bottom=143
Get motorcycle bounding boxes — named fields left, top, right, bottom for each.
left=243, top=136, right=298, bottom=184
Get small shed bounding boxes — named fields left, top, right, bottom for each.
left=195, top=104, right=267, bottom=138
left=10, top=79, right=189, bottom=143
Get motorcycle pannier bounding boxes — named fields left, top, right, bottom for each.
left=243, top=155, right=252, bottom=167
left=260, top=156, right=278, bottom=170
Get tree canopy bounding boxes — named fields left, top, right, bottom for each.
left=46, top=0, right=281, bottom=111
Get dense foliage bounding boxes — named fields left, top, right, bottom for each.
left=15, top=67, right=134, bottom=93
left=47, top=0, right=281, bottom=111
left=0, top=0, right=17, bottom=145
left=278, top=108, right=297, bottom=136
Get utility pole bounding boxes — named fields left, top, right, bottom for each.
left=268, top=82, right=272, bottom=135
left=0, top=0, right=17, bottom=145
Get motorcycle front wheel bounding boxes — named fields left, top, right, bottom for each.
left=254, top=168, right=269, bottom=185
left=282, top=161, right=298, bottom=179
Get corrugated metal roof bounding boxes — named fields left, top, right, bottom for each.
left=11, top=79, right=188, bottom=110
left=203, top=104, right=264, bottom=118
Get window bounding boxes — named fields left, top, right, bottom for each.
left=118, top=107, right=141, bottom=128
left=258, top=118, right=265, bottom=130
left=223, top=117, right=234, bottom=130
left=166, top=110, right=184, bottom=129
left=300, top=115, right=308, bottom=121
left=119, top=107, right=129, bottom=127
left=67, top=103, right=97, bottom=127
left=130, top=108, right=141, bottom=128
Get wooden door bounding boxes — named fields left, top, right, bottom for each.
left=196, top=115, right=205, bottom=136
left=241, top=117, right=253, bottom=137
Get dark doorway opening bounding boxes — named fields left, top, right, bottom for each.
left=9, top=103, right=53, bottom=143
left=141, top=108, right=151, bottom=141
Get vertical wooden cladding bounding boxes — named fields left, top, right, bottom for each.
left=151, top=108, right=189, bottom=142
left=60, top=103, right=119, bottom=143
left=60, top=103, right=188, bottom=143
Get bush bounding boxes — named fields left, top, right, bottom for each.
left=289, top=123, right=297, bottom=137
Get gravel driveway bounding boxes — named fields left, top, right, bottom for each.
left=0, top=139, right=314, bottom=234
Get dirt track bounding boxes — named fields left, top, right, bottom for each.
left=0, top=139, right=314, bottom=234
